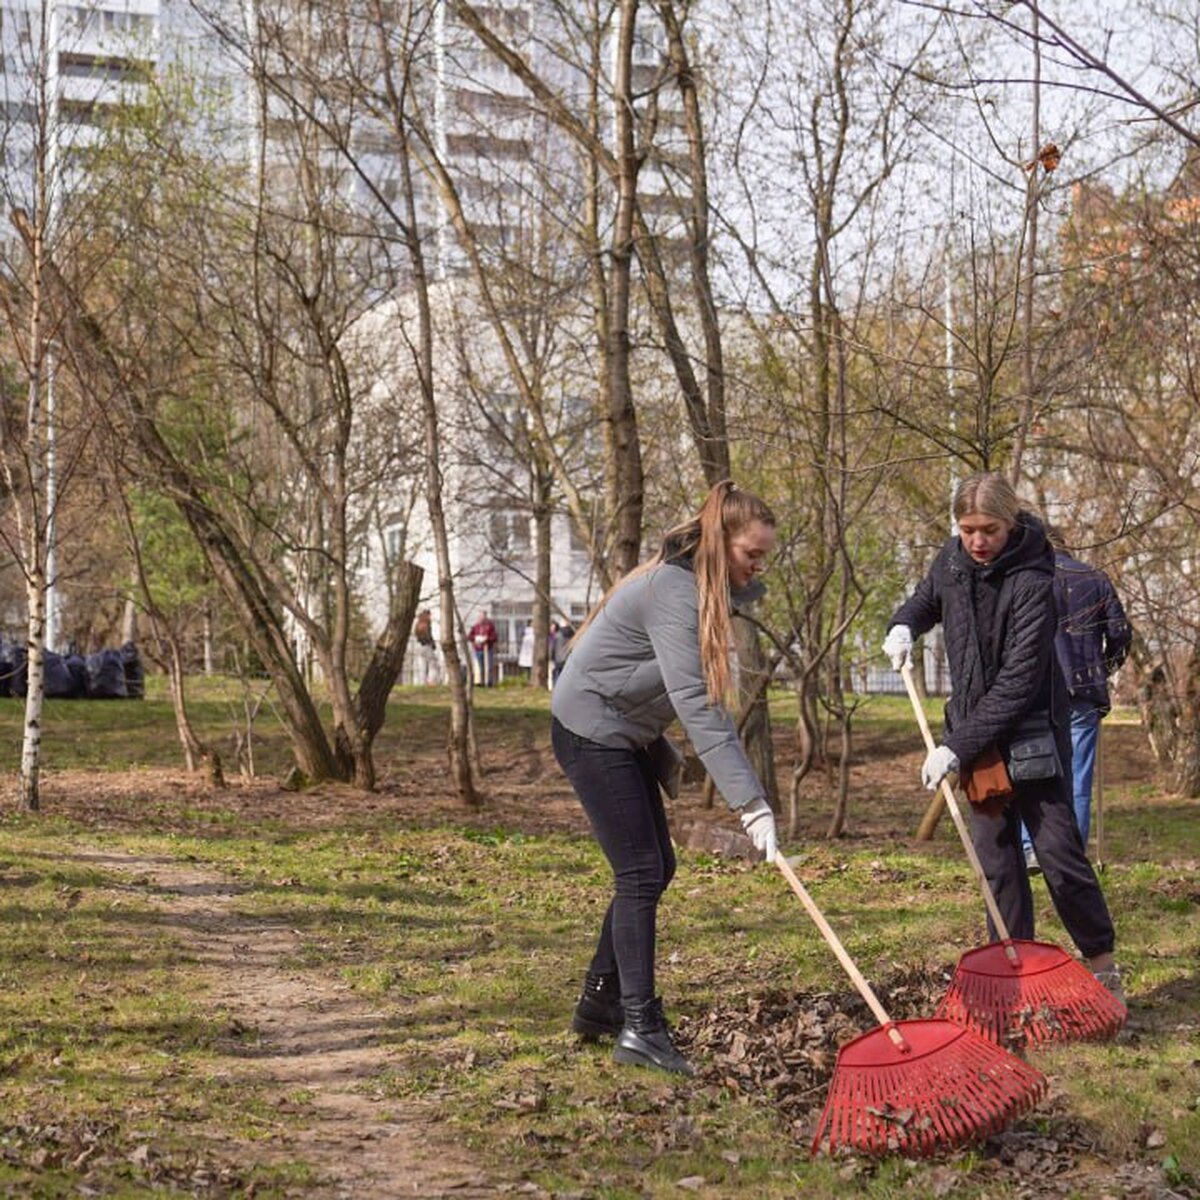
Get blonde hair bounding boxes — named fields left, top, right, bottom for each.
left=573, top=480, right=775, bottom=705
left=952, top=471, right=1021, bottom=527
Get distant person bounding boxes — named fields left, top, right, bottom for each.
left=883, top=472, right=1124, bottom=1004
left=413, top=608, right=439, bottom=686
left=469, top=611, right=498, bottom=687
left=1021, top=530, right=1132, bottom=873
left=549, top=620, right=575, bottom=687
left=552, top=480, right=779, bottom=1076
left=517, top=622, right=535, bottom=680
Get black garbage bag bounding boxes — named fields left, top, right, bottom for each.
left=66, top=654, right=89, bottom=697
left=3, top=646, right=27, bottom=699
left=86, top=648, right=128, bottom=699
left=121, top=641, right=145, bottom=699
left=45, top=651, right=88, bottom=698
left=3, top=648, right=27, bottom=700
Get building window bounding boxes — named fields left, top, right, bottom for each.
left=488, top=509, right=531, bottom=556
left=632, top=30, right=662, bottom=66
left=59, top=51, right=149, bottom=83
left=480, top=393, right=525, bottom=459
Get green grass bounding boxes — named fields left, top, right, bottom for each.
left=0, top=821, right=323, bottom=1197
left=0, top=675, right=555, bottom=778
left=0, top=682, right=1196, bottom=1196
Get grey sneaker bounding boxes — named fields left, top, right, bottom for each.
left=1024, top=846, right=1042, bottom=876
left=1093, top=966, right=1127, bottom=1009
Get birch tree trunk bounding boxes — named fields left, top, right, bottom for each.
left=20, top=569, right=47, bottom=812
left=16, top=199, right=50, bottom=812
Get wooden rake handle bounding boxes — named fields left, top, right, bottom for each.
left=899, top=664, right=1020, bottom=958
left=773, top=852, right=909, bottom=1052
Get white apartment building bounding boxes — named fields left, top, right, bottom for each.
left=354, top=1, right=693, bottom=675
left=354, top=273, right=605, bottom=679
left=0, top=0, right=216, bottom=207
left=0, top=0, right=692, bottom=676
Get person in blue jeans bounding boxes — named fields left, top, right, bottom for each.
left=1022, top=529, right=1132, bottom=873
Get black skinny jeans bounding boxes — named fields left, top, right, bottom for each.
left=969, top=758, right=1115, bottom=958
left=551, top=718, right=676, bottom=1009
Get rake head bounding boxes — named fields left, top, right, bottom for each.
left=936, top=940, right=1127, bottom=1049
left=810, top=1018, right=1047, bottom=1158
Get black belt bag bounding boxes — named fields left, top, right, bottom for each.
left=1005, top=710, right=1062, bottom=782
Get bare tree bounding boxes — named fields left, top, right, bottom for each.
left=1043, top=168, right=1200, bottom=794
left=713, top=0, right=934, bottom=836
left=358, top=0, right=486, bottom=800
left=0, top=1, right=101, bottom=808
left=447, top=0, right=749, bottom=540
left=112, top=482, right=226, bottom=785
left=23, top=32, right=428, bottom=790
left=442, top=0, right=659, bottom=581
left=966, top=1, right=1200, bottom=150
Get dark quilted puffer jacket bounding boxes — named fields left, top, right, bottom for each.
left=890, top=513, right=1068, bottom=770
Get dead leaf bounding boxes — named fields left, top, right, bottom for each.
left=866, top=1104, right=914, bottom=1127
left=1023, top=142, right=1061, bottom=172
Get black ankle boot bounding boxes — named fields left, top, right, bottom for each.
left=613, top=997, right=694, bottom=1076
left=572, top=971, right=623, bottom=1039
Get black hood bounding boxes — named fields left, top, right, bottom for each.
left=951, top=511, right=1055, bottom=584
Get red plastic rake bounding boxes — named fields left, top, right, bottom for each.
left=773, top=853, right=1047, bottom=1157
left=900, top=665, right=1127, bottom=1049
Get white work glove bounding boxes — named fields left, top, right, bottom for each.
left=921, top=745, right=959, bottom=790
left=739, top=797, right=778, bottom=862
left=882, top=624, right=914, bottom=671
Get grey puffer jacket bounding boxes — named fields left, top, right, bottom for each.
left=550, top=554, right=766, bottom=812
left=890, top=513, right=1067, bottom=770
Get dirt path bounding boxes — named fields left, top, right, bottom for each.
left=76, top=849, right=499, bottom=1200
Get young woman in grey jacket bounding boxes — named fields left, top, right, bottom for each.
left=551, top=480, right=778, bottom=1077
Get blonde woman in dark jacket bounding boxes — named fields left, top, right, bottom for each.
left=551, top=481, right=778, bottom=1076
left=883, top=472, right=1123, bottom=1002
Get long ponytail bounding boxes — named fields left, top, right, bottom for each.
left=572, top=481, right=774, bottom=707
left=686, top=481, right=774, bottom=704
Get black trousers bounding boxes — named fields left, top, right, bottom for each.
left=551, top=718, right=676, bottom=1008
left=969, top=765, right=1115, bottom=958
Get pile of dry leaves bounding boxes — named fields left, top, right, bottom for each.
left=0, top=1117, right=248, bottom=1196
left=677, top=966, right=950, bottom=1140
left=670, top=976, right=1192, bottom=1197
